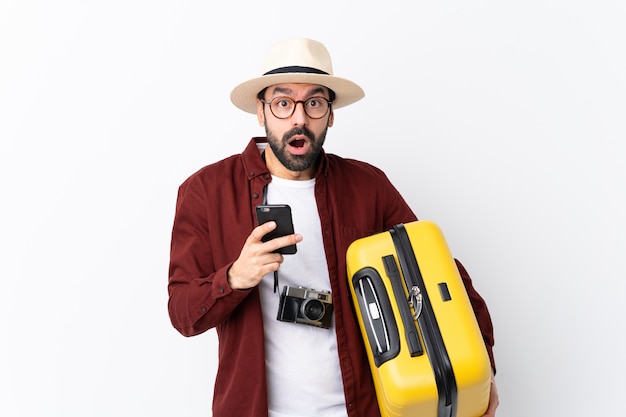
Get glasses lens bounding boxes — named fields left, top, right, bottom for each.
left=270, top=97, right=295, bottom=119
left=304, top=97, right=329, bottom=119
left=269, top=97, right=329, bottom=119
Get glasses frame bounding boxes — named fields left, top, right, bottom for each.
left=262, top=96, right=333, bottom=120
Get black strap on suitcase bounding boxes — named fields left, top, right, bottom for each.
left=382, top=254, right=424, bottom=357
left=390, top=224, right=458, bottom=417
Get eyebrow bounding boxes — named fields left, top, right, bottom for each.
left=271, top=86, right=328, bottom=98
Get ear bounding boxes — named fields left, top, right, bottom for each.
left=256, top=100, right=265, bottom=127
left=327, top=109, right=334, bottom=127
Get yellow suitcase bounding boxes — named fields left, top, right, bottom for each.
left=346, top=220, right=491, bottom=417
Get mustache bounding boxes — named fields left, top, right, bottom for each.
left=283, top=126, right=315, bottom=142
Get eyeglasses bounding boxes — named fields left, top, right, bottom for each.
left=262, top=96, right=332, bottom=119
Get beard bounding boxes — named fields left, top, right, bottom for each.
left=265, top=124, right=328, bottom=173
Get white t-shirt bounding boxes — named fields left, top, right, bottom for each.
left=259, top=176, right=348, bottom=417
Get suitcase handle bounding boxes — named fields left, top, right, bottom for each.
left=382, top=255, right=424, bottom=357
left=352, top=268, right=401, bottom=367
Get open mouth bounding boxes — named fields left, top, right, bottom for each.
left=286, top=137, right=310, bottom=155
left=284, top=126, right=314, bottom=156
left=290, top=139, right=306, bottom=148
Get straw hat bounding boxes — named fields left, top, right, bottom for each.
left=230, top=38, right=365, bottom=114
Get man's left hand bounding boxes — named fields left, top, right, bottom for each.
left=481, top=374, right=499, bottom=416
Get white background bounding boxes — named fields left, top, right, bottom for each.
left=1, top=1, right=624, bottom=416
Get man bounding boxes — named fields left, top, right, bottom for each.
left=168, top=38, right=499, bottom=417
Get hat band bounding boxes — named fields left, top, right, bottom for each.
left=263, top=66, right=329, bottom=76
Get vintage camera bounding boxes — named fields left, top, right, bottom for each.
left=277, top=286, right=333, bottom=329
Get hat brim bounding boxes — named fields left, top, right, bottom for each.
left=230, top=73, right=365, bottom=114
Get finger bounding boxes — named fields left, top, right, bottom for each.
left=262, top=255, right=284, bottom=273
left=250, top=221, right=276, bottom=242
left=264, top=233, right=303, bottom=253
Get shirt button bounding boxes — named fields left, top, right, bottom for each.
left=201, top=306, right=207, bottom=313
left=249, top=172, right=255, bottom=177
left=253, top=193, right=259, bottom=199
left=218, top=287, right=225, bottom=294
left=263, top=174, right=270, bottom=180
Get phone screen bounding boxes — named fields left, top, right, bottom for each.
left=255, top=204, right=297, bottom=254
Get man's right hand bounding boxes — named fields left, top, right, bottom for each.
left=227, top=221, right=303, bottom=290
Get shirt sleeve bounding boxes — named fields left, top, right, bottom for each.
left=167, top=181, right=251, bottom=337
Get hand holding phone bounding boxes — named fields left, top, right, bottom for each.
left=255, top=204, right=298, bottom=254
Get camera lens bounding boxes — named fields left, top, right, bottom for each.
left=301, top=299, right=325, bottom=321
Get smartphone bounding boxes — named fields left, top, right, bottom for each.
left=255, top=204, right=297, bottom=254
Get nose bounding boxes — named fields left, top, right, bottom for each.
left=291, top=101, right=308, bottom=125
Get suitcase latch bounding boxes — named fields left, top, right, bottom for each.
left=409, top=286, right=423, bottom=320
